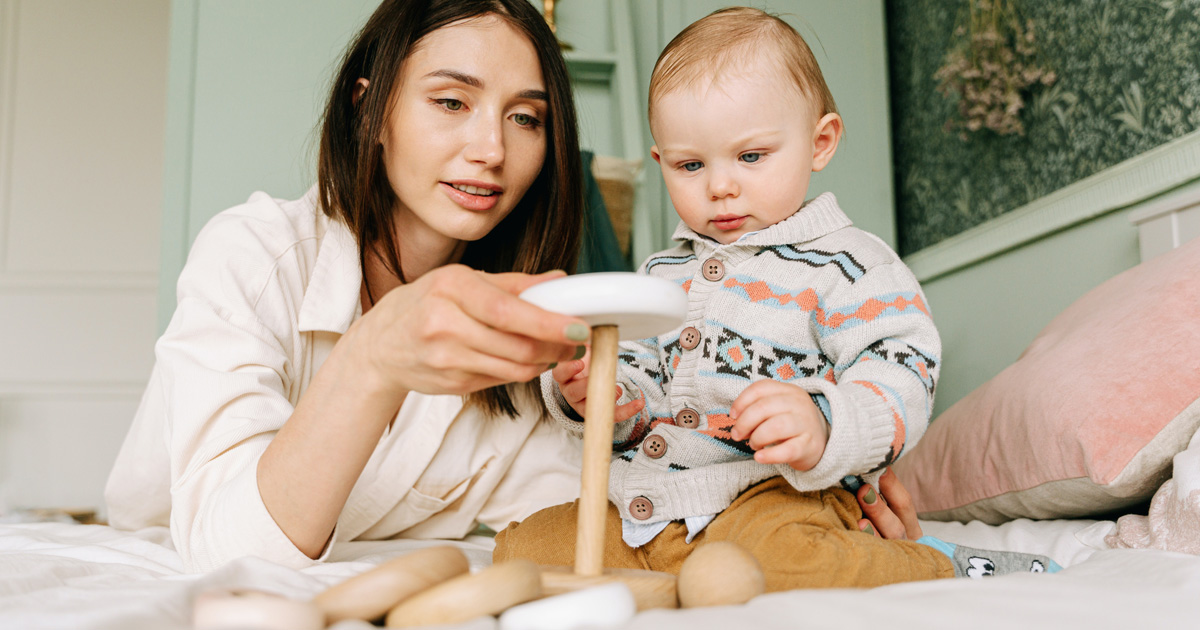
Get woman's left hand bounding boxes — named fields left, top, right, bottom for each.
left=855, top=467, right=924, bottom=540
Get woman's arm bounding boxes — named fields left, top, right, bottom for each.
left=257, top=266, right=589, bottom=558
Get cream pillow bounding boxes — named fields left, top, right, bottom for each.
left=893, top=237, right=1200, bottom=524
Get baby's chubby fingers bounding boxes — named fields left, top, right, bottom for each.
left=550, top=357, right=586, bottom=385
left=754, top=435, right=822, bottom=470
left=729, top=389, right=795, bottom=442
left=613, top=390, right=644, bottom=423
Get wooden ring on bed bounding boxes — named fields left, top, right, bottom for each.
left=313, top=545, right=470, bottom=624
left=193, top=588, right=324, bottom=630
left=383, top=559, right=542, bottom=628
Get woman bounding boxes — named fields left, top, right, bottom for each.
left=106, top=0, right=920, bottom=573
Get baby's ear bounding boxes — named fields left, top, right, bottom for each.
left=650, top=145, right=662, bottom=164
left=811, top=113, right=843, bottom=172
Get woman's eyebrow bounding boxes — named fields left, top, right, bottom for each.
left=424, top=69, right=547, bottom=101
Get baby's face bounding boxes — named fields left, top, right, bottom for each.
left=650, top=73, right=823, bottom=244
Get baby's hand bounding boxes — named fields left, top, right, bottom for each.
left=551, top=347, right=644, bottom=423
left=729, top=380, right=829, bottom=471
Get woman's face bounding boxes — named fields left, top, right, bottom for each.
left=381, top=15, right=548, bottom=250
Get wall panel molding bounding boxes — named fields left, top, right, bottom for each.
left=0, top=383, right=146, bottom=398
left=0, top=0, right=18, bottom=272
left=0, top=271, right=157, bottom=291
left=904, top=128, right=1200, bottom=282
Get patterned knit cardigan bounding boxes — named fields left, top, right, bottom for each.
left=541, top=193, right=941, bottom=524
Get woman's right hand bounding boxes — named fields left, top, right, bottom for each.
left=349, top=265, right=591, bottom=397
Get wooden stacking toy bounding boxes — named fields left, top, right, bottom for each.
left=518, top=272, right=688, bottom=611
left=298, top=273, right=691, bottom=627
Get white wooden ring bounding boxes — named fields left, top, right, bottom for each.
left=313, top=545, right=470, bottom=624
left=384, top=559, right=542, bottom=628
left=498, top=582, right=636, bottom=630
left=519, top=272, right=688, bottom=340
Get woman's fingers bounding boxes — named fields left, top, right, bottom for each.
left=879, top=468, right=924, bottom=540
left=855, top=469, right=924, bottom=541
left=465, top=269, right=592, bottom=345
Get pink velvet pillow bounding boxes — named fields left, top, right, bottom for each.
left=894, top=237, right=1200, bottom=524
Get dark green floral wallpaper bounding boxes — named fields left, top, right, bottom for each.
left=887, top=0, right=1200, bottom=255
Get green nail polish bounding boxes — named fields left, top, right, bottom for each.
left=547, top=363, right=557, bottom=370
left=861, top=522, right=876, bottom=536
left=572, top=346, right=586, bottom=360
left=864, top=487, right=877, bottom=505
left=565, top=323, right=590, bottom=342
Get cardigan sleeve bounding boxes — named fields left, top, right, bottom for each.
left=776, top=257, right=941, bottom=491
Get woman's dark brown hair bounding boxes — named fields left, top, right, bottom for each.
left=318, top=0, right=582, bottom=418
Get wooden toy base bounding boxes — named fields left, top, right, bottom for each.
left=540, top=566, right=677, bottom=611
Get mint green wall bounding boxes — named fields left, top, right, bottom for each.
left=921, top=208, right=1141, bottom=414
left=158, top=0, right=895, bottom=331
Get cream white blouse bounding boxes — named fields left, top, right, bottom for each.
left=105, top=188, right=581, bottom=573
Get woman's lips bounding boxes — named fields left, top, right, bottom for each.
left=441, top=182, right=500, bottom=212
left=712, top=215, right=747, bottom=231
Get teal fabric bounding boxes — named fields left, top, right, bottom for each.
left=576, top=150, right=632, bottom=274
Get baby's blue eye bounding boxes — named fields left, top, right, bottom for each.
left=682, top=161, right=703, bottom=172
left=740, top=152, right=762, bottom=163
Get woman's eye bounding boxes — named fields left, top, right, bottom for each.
left=682, top=161, right=703, bottom=172
left=740, top=152, right=762, bottom=163
left=512, top=112, right=541, bottom=128
left=437, top=98, right=464, bottom=111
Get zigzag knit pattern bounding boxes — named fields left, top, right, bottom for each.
left=542, top=193, right=942, bottom=524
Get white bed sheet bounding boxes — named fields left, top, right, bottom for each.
left=1, top=518, right=1197, bottom=630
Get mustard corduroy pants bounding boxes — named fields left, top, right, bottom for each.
left=493, top=477, right=955, bottom=590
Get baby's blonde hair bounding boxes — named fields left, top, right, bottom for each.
left=648, top=7, right=839, bottom=125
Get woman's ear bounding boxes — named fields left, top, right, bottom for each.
left=352, top=78, right=370, bottom=106
left=810, top=113, right=843, bottom=173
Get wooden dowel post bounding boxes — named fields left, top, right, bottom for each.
left=576, top=324, right=619, bottom=577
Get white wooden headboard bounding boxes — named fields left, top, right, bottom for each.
left=1130, top=186, right=1200, bottom=262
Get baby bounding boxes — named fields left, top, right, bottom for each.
left=496, top=7, right=1059, bottom=588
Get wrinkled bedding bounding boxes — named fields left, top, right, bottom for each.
left=1106, top=426, right=1200, bottom=555
left=2, top=514, right=1198, bottom=630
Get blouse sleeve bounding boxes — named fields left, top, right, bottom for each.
left=154, top=209, right=328, bottom=572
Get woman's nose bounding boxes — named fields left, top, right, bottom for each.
left=464, top=114, right=505, bottom=168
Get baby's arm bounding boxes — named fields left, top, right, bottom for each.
left=539, top=335, right=669, bottom=451
left=754, top=258, right=941, bottom=490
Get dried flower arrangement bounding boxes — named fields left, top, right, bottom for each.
left=934, top=0, right=1056, bottom=138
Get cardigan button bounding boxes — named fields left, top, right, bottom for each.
left=701, top=258, right=725, bottom=282
left=679, top=326, right=701, bottom=350
left=643, top=435, right=667, bottom=459
left=629, top=497, right=654, bottom=520
left=676, top=408, right=700, bottom=428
